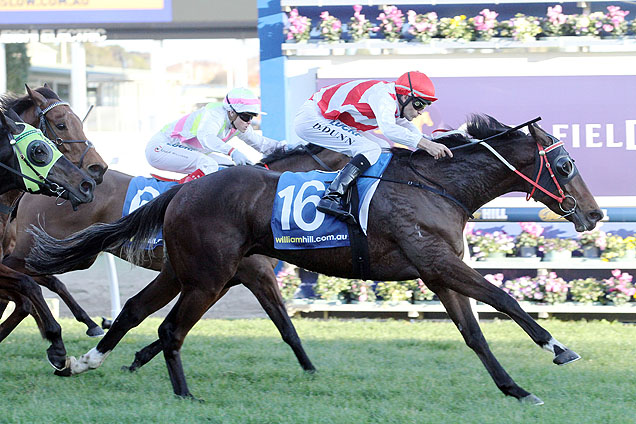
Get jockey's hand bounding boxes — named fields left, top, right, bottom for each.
left=417, top=137, right=453, bottom=160
left=230, top=149, right=253, bottom=166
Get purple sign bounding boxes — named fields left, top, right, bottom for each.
left=317, top=75, right=636, bottom=196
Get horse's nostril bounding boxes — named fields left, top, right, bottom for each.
left=588, top=210, right=604, bottom=222
left=80, top=179, right=95, bottom=195
left=88, top=164, right=107, bottom=179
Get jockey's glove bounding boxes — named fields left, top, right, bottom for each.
left=231, top=149, right=253, bottom=166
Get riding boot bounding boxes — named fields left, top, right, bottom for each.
left=317, top=154, right=371, bottom=221
left=178, top=169, right=205, bottom=184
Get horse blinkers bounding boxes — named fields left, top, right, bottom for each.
left=26, top=139, right=55, bottom=167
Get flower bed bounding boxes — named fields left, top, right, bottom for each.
left=285, top=4, right=633, bottom=44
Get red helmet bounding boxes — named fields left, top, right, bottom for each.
left=395, top=71, right=437, bottom=102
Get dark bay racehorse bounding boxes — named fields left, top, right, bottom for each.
left=0, top=85, right=108, bottom=337
left=26, top=115, right=603, bottom=403
left=4, top=145, right=345, bottom=346
left=0, top=110, right=95, bottom=370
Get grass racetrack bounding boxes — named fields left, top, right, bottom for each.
left=0, top=317, right=634, bottom=423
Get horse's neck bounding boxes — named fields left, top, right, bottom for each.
left=408, top=142, right=534, bottom=214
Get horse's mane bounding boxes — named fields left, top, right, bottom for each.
left=0, top=87, right=60, bottom=115
left=261, top=143, right=325, bottom=165
left=390, top=114, right=526, bottom=159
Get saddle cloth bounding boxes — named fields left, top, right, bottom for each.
left=122, top=176, right=177, bottom=248
left=271, top=152, right=392, bottom=250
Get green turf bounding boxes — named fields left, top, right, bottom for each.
left=0, top=318, right=634, bottom=424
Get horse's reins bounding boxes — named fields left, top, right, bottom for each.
left=35, top=101, right=95, bottom=169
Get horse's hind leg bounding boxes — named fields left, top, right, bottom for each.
left=433, top=286, right=543, bottom=404
left=3, top=256, right=103, bottom=337
left=159, top=286, right=221, bottom=398
left=0, top=270, right=67, bottom=370
left=34, top=275, right=103, bottom=337
left=237, top=256, right=315, bottom=372
left=123, top=287, right=230, bottom=373
left=0, top=299, right=8, bottom=319
left=0, top=293, right=31, bottom=342
left=61, top=266, right=181, bottom=376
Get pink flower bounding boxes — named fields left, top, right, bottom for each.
left=353, top=4, right=362, bottom=14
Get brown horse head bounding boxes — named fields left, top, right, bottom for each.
left=0, top=110, right=95, bottom=207
left=527, top=122, right=603, bottom=232
left=20, top=85, right=108, bottom=184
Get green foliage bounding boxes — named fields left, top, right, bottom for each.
left=570, top=278, right=605, bottom=303
left=0, top=318, right=635, bottom=422
left=5, top=44, right=30, bottom=93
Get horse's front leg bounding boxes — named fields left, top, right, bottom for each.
left=403, top=240, right=579, bottom=366
left=431, top=284, right=543, bottom=404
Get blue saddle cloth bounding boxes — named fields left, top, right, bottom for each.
left=122, top=176, right=177, bottom=248
left=271, top=152, right=392, bottom=250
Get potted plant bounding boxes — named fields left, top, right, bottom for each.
left=314, top=275, right=350, bottom=303
left=470, top=8, right=499, bottom=41
left=499, top=13, right=543, bottom=41
left=377, top=5, right=405, bottom=42
left=569, top=278, right=604, bottom=303
left=407, top=279, right=435, bottom=303
left=286, top=8, right=312, bottom=43
left=406, top=10, right=438, bottom=43
left=578, top=228, right=606, bottom=258
left=601, top=269, right=635, bottom=305
left=319, top=11, right=342, bottom=43
left=535, top=272, right=569, bottom=304
left=345, top=279, right=376, bottom=303
left=348, top=5, right=378, bottom=43
left=622, top=235, right=636, bottom=260
left=375, top=280, right=411, bottom=303
left=466, top=230, right=515, bottom=260
left=276, top=265, right=302, bottom=301
left=539, top=237, right=580, bottom=261
left=514, top=222, right=544, bottom=257
left=601, top=233, right=624, bottom=262
left=438, top=14, right=474, bottom=41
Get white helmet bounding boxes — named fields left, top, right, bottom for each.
left=223, top=87, right=266, bottom=115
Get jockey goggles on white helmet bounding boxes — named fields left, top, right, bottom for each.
left=224, top=88, right=266, bottom=123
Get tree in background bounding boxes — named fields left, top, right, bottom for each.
left=5, top=44, right=30, bottom=93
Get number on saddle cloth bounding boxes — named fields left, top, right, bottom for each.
left=271, top=153, right=392, bottom=250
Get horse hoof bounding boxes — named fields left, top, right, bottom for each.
left=46, top=354, right=68, bottom=371
left=121, top=365, right=136, bottom=373
left=54, top=367, right=72, bottom=377
left=520, top=394, right=544, bottom=405
left=101, top=317, right=113, bottom=330
left=86, top=326, right=105, bottom=337
left=553, top=348, right=581, bottom=365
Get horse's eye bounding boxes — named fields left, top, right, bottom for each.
left=27, top=141, right=54, bottom=166
left=556, top=157, right=574, bottom=177
left=55, top=123, right=67, bottom=130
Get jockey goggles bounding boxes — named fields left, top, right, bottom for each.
left=412, top=98, right=432, bottom=111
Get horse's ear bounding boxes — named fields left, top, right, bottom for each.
left=25, top=84, right=48, bottom=109
left=0, top=111, right=20, bottom=135
left=528, top=123, right=551, bottom=147
left=43, top=82, right=50, bottom=88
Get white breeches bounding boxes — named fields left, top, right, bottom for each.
left=145, top=132, right=232, bottom=175
left=294, top=100, right=383, bottom=165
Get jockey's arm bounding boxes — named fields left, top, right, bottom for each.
left=196, top=111, right=234, bottom=155
left=368, top=92, right=426, bottom=149
left=370, top=93, right=452, bottom=159
left=237, top=126, right=287, bottom=155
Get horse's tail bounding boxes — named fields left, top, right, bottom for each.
left=26, top=184, right=184, bottom=275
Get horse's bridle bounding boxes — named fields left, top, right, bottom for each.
left=35, top=101, right=94, bottom=169
left=450, top=117, right=579, bottom=218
